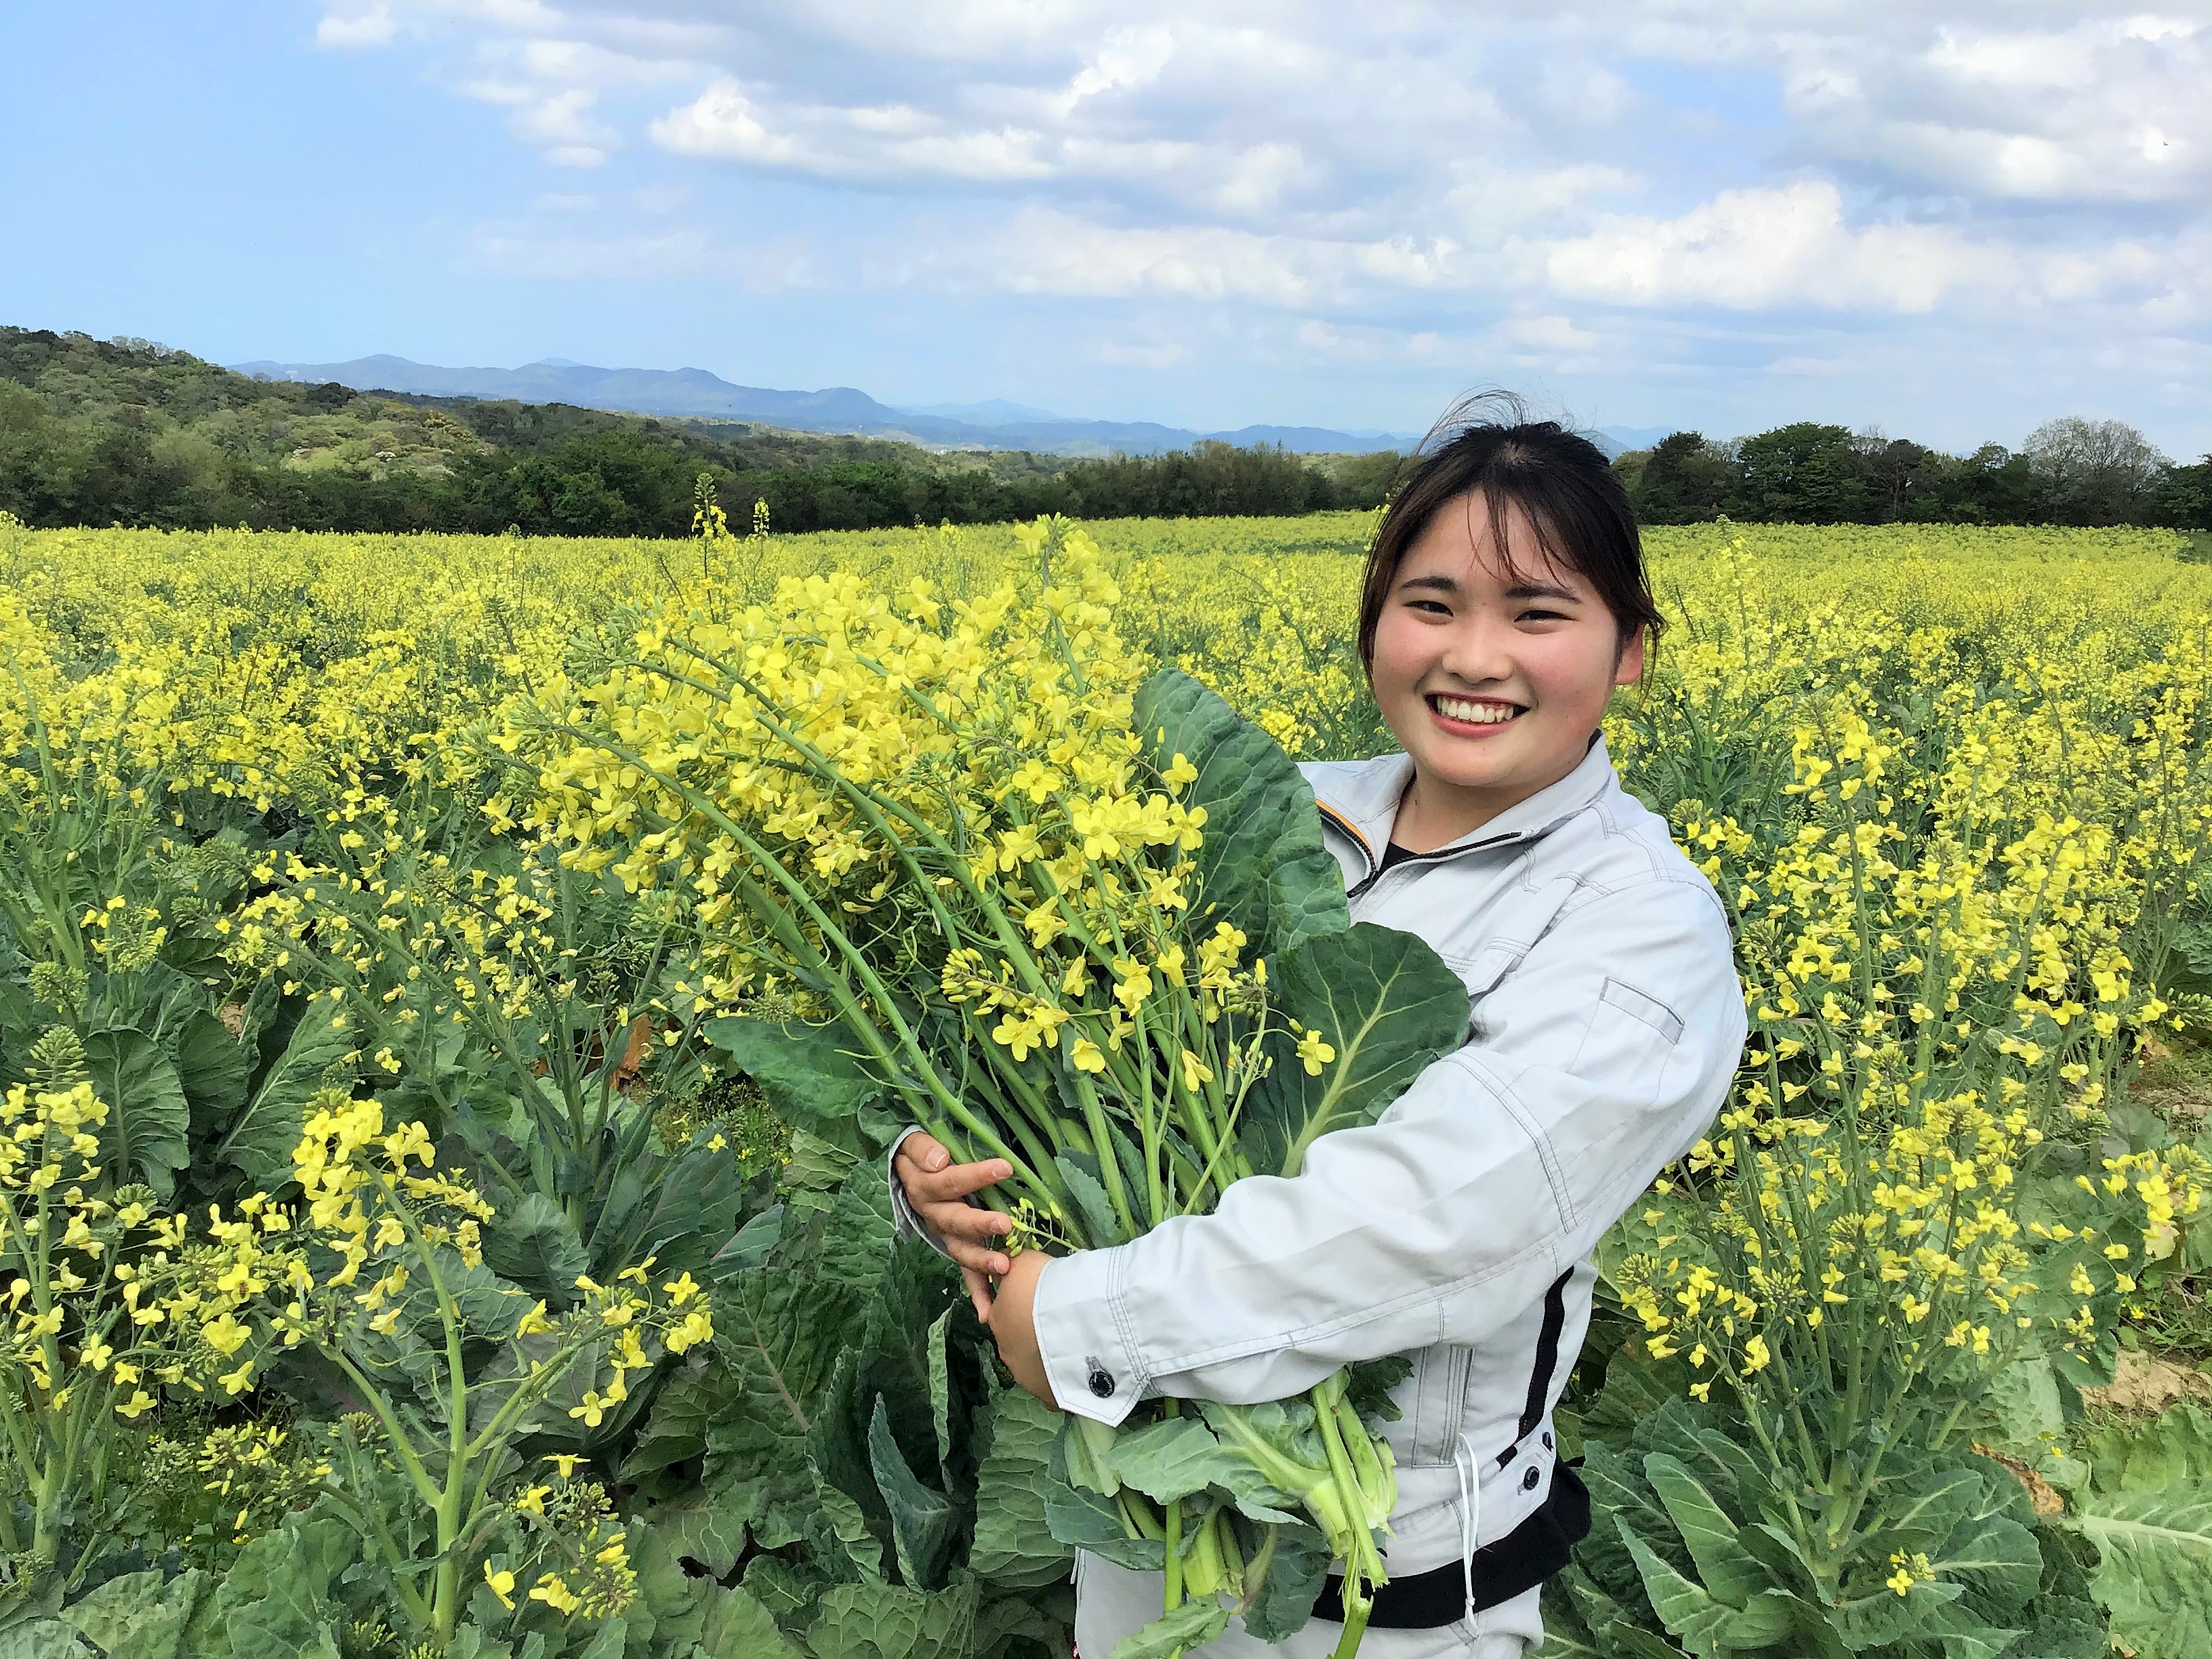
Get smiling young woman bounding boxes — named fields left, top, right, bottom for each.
left=1360, top=409, right=1660, bottom=855
left=895, top=392, right=1746, bottom=1658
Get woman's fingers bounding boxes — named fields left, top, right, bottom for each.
left=899, top=1145, right=1015, bottom=1205
left=898, top=1131, right=951, bottom=1173
left=930, top=1206, right=1012, bottom=1277
left=894, top=1133, right=1014, bottom=1275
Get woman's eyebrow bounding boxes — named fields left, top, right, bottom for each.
left=1397, top=573, right=1460, bottom=594
left=1504, top=581, right=1582, bottom=602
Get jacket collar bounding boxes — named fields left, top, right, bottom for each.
left=1315, top=736, right=1618, bottom=875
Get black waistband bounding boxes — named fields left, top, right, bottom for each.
left=1309, top=1459, right=1590, bottom=1631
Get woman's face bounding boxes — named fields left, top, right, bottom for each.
left=1368, top=492, right=1643, bottom=841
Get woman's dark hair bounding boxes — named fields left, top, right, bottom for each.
left=1355, top=390, right=1662, bottom=676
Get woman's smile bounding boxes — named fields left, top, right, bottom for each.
left=1427, top=693, right=1525, bottom=731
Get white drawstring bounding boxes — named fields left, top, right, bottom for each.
left=1453, top=1432, right=1482, bottom=1631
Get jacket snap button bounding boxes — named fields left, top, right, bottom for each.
left=1542, top=1431, right=1554, bottom=1451
left=1521, top=1466, right=1541, bottom=1492
left=1086, top=1364, right=1116, bottom=1399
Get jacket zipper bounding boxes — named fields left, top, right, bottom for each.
left=1342, top=831, right=1520, bottom=906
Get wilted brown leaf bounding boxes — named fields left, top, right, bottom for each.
left=1972, top=1442, right=2064, bottom=1515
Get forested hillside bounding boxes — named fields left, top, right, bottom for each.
left=0, top=329, right=1397, bottom=533
left=2, top=327, right=2205, bottom=534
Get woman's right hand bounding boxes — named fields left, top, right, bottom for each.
left=894, top=1132, right=1015, bottom=1322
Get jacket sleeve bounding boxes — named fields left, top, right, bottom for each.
left=1029, top=872, right=1747, bottom=1425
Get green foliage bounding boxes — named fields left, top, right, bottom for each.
left=2055, top=1404, right=2212, bottom=1658
left=56, top=1568, right=209, bottom=1658
left=0, top=328, right=1393, bottom=535
left=701, top=1016, right=897, bottom=1161
left=1628, top=432, right=1738, bottom=526
left=1731, top=423, right=1878, bottom=524
left=1235, top=922, right=1473, bottom=1179
left=80, top=1027, right=190, bottom=1195
left=1131, top=668, right=1348, bottom=958
left=1612, top=422, right=2197, bottom=528
left=609, top=1168, right=1069, bottom=1654
left=629, top=1517, right=798, bottom=1659
left=182, top=1508, right=355, bottom=1656
left=1554, top=1360, right=2109, bottom=1659
left=967, top=1389, right=1076, bottom=1590
left=209, top=1004, right=355, bottom=1193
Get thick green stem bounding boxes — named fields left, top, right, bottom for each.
left=1330, top=1594, right=1374, bottom=1659
left=1163, top=1492, right=1185, bottom=1611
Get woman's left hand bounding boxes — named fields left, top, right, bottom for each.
left=987, top=1250, right=1061, bottom=1409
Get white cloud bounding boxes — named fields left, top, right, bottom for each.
left=1721, top=12, right=2211, bottom=205
left=510, top=87, right=615, bottom=167
left=337, top=1, right=2212, bottom=219
left=459, top=79, right=533, bottom=106
left=1531, top=62, right=1637, bottom=129
left=654, top=81, right=1057, bottom=181
left=1057, top=26, right=1176, bottom=112
left=316, top=5, right=394, bottom=48
left=978, top=209, right=1464, bottom=307
left=1541, top=180, right=2184, bottom=313
left=737, top=0, right=1130, bottom=63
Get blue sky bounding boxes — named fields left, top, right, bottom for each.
left=3, top=1, right=2206, bottom=455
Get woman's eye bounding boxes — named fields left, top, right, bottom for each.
left=1517, top=608, right=1567, bottom=623
left=1406, top=599, right=1452, bottom=617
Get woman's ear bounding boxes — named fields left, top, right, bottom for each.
left=1614, top=628, right=1647, bottom=688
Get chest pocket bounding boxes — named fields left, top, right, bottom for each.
left=1568, top=976, right=1685, bottom=1108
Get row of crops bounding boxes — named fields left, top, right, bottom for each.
left=0, top=509, right=2209, bottom=1658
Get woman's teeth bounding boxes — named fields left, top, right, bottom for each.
left=1432, top=695, right=1521, bottom=724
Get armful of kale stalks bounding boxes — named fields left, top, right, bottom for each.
left=519, top=530, right=1469, bottom=1659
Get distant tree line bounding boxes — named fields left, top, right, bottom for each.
left=1612, top=421, right=2210, bottom=531
left=0, top=329, right=1397, bottom=535
left=1, top=329, right=2205, bottom=535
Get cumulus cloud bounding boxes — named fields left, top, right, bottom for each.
left=321, top=1, right=2212, bottom=220
left=316, top=4, right=394, bottom=48
left=315, top=0, right=2210, bottom=444
left=1542, top=180, right=2198, bottom=314
left=512, top=87, right=614, bottom=167
left=1779, top=14, right=2209, bottom=204
left=1545, top=182, right=1985, bottom=313
left=653, top=81, right=1059, bottom=182
left=975, top=209, right=1464, bottom=308
left=649, top=73, right=1324, bottom=218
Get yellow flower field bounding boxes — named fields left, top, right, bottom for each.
left=1, top=508, right=2209, bottom=1657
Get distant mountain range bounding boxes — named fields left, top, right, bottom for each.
left=230, top=354, right=1664, bottom=459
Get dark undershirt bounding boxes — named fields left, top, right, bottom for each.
left=1376, top=840, right=1418, bottom=873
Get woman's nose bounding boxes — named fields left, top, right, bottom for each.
left=1439, top=615, right=1515, bottom=684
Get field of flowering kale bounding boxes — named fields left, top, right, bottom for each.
left=0, top=507, right=2208, bottom=1658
